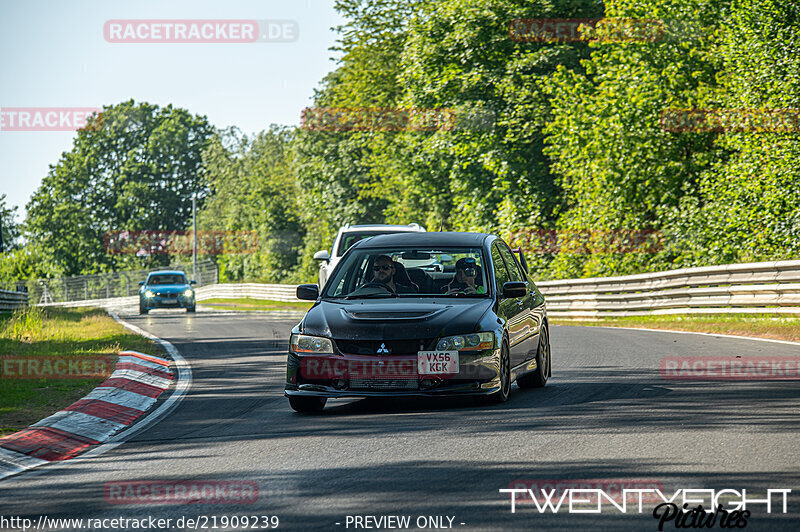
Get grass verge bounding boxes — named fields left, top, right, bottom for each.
left=550, top=314, right=800, bottom=343
left=200, top=297, right=313, bottom=312
left=0, top=306, right=159, bottom=437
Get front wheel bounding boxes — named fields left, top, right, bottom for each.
left=518, top=324, right=550, bottom=389
left=186, top=305, right=196, bottom=313
left=139, top=301, right=149, bottom=315
left=484, top=340, right=510, bottom=404
left=288, top=395, right=327, bottom=413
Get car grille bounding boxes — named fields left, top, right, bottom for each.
left=349, top=378, right=419, bottom=391
left=334, top=338, right=435, bottom=356
left=157, top=292, right=178, bottom=298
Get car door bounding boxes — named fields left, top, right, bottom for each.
left=491, top=242, right=527, bottom=365
left=498, top=243, right=539, bottom=367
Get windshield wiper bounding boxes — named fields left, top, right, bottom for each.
left=345, top=292, right=399, bottom=300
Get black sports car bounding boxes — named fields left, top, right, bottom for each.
left=138, top=270, right=196, bottom=314
left=285, top=232, right=551, bottom=412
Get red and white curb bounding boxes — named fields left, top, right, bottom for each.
left=0, top=314, right=191, bottom=480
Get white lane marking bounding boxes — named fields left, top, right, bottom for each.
left=117, top=355, right=172, bottom=372
left=583, top=325, right=800, bottom=348
left=0, top=313, right=192, bottom=481
left=83, top=387, right=156, bottom=412
left=31, top=411, right=126, bottom=442
left=108, top=368, right=172, bottom=389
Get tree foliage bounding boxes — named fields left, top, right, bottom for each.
left=25, top=100, right=214, bottom=276
left=9, top=0, right=800, bottom=285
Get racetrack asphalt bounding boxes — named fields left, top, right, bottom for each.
left=1, top=309, right=799, bottom=531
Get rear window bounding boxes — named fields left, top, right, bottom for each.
left=338, top=231, right=406, bottom=255
left=148, top=274, right=187, bottom=285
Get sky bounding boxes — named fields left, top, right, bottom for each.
left=0, top=0, right=345, bottom=219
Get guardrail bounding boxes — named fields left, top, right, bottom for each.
left=11, top=260, right=218, bottom=306
left=536, top=259, right=800, bottom=317
left=0, top=289, right=28, bottom=311
left=24, top=259, right=800, bottom=316
left=195, top=283, right=299, bottom=302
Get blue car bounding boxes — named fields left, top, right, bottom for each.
left=138, top=270, right=196, bottom=314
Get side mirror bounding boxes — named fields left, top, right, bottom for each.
left=138, top=281, right=145, bottom=286
left=190, top=280, right=196, bottom=285
left=296, top=284, right=320, bottom=301
left=313, top=250, right=330, bottom=261
left=502, top=281, right=527, bottom=299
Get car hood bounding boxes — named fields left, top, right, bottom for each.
left=301, top=298, right=494, bottom=340
left=144, top=284, right=190, bottom=293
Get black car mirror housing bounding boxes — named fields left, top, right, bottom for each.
left=502, top=281, right=527, bottom=299
left=190, top=280, right=196, bottom=285
left=297, top=284, right=320, bottom=301
left=138, top=281, right=144, bottom=286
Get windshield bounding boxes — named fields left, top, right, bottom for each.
left=324, top=247, right=490, bottom=299
left=148, top=274, right=187, bottom=285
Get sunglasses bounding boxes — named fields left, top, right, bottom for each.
left=373, top=265, right=392, bottom=272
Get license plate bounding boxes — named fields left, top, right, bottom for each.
left=417, top=351, right=459, bottom=375
left=160, top=299, right=179, bottom=305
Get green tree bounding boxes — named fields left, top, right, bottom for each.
left=0, top=194, right=21, bottom=253
left=543, top=0, right=727, bottom=278
left=670, top=0, right=800, bottom=264
left=25, top=100, right=215, bottom=275
left=199, top=127, right=306, bottom=283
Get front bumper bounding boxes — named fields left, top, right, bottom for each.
left=141, top=295, right=195, bottom=310
left=284, top=348, right=502, bottom=398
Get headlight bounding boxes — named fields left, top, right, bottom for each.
left=291, top=334, right=334, bottom=354
left=145, top=290, right=155, bottom=298
left=184, top=289, right=194, bottom=297
left=436, top=332, right=494, bottom=351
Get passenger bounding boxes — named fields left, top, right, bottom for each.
left=442, top=257, right=485, bottom=295
left=371, top=255, right=417, bottom=294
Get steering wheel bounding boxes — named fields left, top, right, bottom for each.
left=360, top=282, right=396, bottom=293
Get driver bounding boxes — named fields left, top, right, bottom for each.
left=442, top=257, right=485, bottom=295
left=371, top=255, right=417, bottom=294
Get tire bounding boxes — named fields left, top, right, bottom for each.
left=484, top=340, right=511, bottom=404
left=186, top=305, right=196, bottom=313
left=288, top=395, right=327, bottom=413
left=139, top=302, right=149, bottom=315
left=518, top=323, right=550, bottom=389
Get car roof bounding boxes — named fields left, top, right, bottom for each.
left=340, top=224, right=425, bottom=234
left=147, top=270, right=186, bottom=276
left=353, top=231, right=492, bottom=248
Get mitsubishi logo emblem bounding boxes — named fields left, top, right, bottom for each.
left=377, top=343, right=390, bottom=355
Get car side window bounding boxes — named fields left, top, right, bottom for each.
left=498, top=245, right=524, bottom=283
left=491, top=243, right=510, bottom=293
